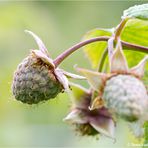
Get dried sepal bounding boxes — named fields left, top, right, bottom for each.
left=68, top=82, right=90, bottom=108
left=25, top=30, right=49, bottom=56
left=54, top=68, right=69, bottom=92
left=62, top=70, right=86, bottom=80
left=31, top=50, right=55, bottom=68
left=63, top=109, right=88, bottom=124
left=76, top=67, right=107, bottom=91
left=108, top=37, right=114, bottom=66
left=111, top=39, right=128, bottom=73
left=130, top=56, right=148, bottom=78
left=90, top=116, right=115, bottom=139
left=89, top=96, right=104, bottom=110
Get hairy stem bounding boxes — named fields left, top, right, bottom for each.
left=53, top=36, right=148, bottom=67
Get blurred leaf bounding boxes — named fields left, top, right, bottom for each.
left=123, top=4, right=148, bottom=20
left=82, top=18, right=148, bottom=71
left=121, top=19, right=148, bottom=82
left=82, top=4, right=148, bottom=70
left=121, top=19, right=148, bottom=46
left=82, top=28, right=113, bottom=69
left=143, top=121, right=148, bottom=146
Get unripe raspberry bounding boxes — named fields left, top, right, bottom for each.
left=103, top=74, right=148, bottom=121
left=76, top=38, right=148, bottom=139
left=12, top=54, right=63, bottom=104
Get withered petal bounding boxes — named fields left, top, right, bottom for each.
left=25, top=30, right=49, bottom=56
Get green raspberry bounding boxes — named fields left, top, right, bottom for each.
left=12, top=54, right=63, bottom=104
left=103, top=74, right=148, bottom=122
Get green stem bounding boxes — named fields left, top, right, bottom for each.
left=97, top=47, right=108, bottom=72
left=53, top=36, right=148, bottom=68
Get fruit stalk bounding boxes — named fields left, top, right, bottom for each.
left=53, top=36, right=148, bottom=68
left=98, top=18, right=129, bottom=72
left=114, top=17, right=129, bottom=40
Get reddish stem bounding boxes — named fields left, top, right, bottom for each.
left=53, top=36, right=148, bottom=67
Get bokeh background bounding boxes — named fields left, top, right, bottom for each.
left=0, top=1, right=146, bottom=147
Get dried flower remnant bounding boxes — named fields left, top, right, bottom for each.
left=64, top=83, right=115, bottom=139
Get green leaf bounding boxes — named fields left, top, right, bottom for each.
left=82, top=18, right=148, bottom=75
left=123, top=4, right=148, bottom=20
left=82, top=28, right=113, bottom=69
left=120, top=18, right=148, bottom=71
left=121, top=19, right=148, bottom=46
left=143, top=121, right=148, bottom=146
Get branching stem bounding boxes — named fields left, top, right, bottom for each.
left=97, top=18, right=129, bottom=72
left=53, top=36, right=148, bottom=68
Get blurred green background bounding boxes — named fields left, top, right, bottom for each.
left=0, top=1, right=145, bottom=147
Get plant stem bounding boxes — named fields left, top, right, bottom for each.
left=53, top=36, right=109, bottom=67
left=53, top=36, right=148, bottom=67
left=97, top=47, right=108, bottom=72
left=97, top=41, right=148, bottom=72
left=114, top=17, right=129, bottom=40
left=97, top=18, right=129, bottom=72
